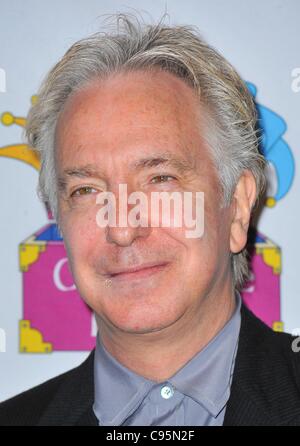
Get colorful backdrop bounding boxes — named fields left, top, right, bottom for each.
left=0, top=0, right=299, bottom=401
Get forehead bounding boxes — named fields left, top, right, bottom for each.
left=55, top=69, right=208, bottom=168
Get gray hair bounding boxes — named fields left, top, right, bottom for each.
left=25, top=13, right=266, bottom=289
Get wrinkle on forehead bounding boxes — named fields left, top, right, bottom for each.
left=55, top=68, right=214, bottom=181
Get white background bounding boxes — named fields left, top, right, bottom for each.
left=0, top=0, right=299, bottom=401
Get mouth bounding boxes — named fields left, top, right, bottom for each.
left=105, top=262, right=170, bottom=282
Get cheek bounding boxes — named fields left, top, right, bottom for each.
left=200, top=205, right=232, bottom=281
left=168, top=204, right=230, bottom=281
left=203, top=196, right=231, bottom=243
left=164, top=224, right=216, bottom=280
left=60, top=210, right=102, bottom=273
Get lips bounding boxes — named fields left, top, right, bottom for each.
left=105, top=262, right=169, bottom=280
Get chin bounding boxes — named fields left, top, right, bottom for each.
left=97, top=299, right=183, bottom=335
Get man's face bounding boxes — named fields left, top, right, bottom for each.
left=55, top=69, right=233, bottom=334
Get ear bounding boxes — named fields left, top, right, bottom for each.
left=230, top=170, right=257, bottom=254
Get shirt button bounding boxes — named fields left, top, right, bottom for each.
left=160, top=384, right=174, bottom=399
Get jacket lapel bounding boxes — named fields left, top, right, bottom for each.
left=223, top=303, right=300, bottom=426
left=223, top=381, right=273, bottom=426
left=76, top=406, right=99, bottom=426
left=37, top=350, right=96, bottom=426
left=223, top=304, right=274, bottom=425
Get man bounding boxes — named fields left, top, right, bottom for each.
left=0, top=14, right=299, bottom=426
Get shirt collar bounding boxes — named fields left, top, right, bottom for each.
left=169, top=293, right=241, bottom=416
left=93, top=292, right=241, bottom=424
left=93, top=335, right=155, bottom=426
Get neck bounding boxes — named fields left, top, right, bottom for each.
left=97, top=281, right=237, bottom=382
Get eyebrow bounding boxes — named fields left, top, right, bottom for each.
left=57, top=164, right=104, bottom=192
left=57, top=152, right=195, bottom=192
left=131, top=153, right=195, bottom=175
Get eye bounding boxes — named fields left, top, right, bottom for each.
left=150, top=175, right=176, bottom=184
left=70, top=186, right=97, bottom=197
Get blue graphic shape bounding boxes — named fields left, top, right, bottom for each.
left=246, top=82, right=295, bottom=203
left=36, top=224, right=63, bottom=241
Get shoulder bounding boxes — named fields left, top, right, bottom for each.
left=0, top=369, right=70, bottom=426
left=240, top=304, right=300, bottom=377
left=241, top=303, right=300, bottom=358
left=0, top=351, right=94, bottom=426
left=233, top=304, right=300, bottom=424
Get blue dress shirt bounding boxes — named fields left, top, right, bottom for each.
left=93, top=293, right=241, bottom=426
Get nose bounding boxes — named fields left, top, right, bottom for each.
left=104, top=189, right=152, bottom=247
left=106, top=224, right=151, bottom=246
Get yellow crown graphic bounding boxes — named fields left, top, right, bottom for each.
left=0, top=95, right=40, bottom=170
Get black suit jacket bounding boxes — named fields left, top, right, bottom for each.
left=1, top=304, right=300, bottom=426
